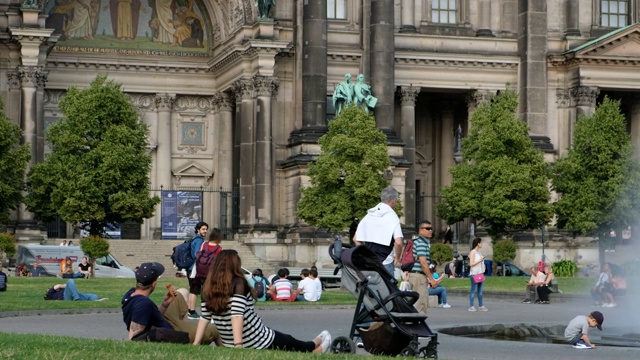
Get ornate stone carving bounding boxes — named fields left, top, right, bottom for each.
left=7, top=71, right=21, bottom=90
left=17, top=66, right=46, bottom=88
left=571, top=86, right=599, bottom=107
left=466, top=89, right=493, bottom=109
left=232, top=79, right=255, bottom=100
left=399, top=86, right=420, bottom=107
left=155, top=94, right=175, bottom=111
left=129, top=93, right=156, bottom=110
left=44, top=89, right=66, bottom=105
left=555, top=89, right=571, bottom=108
left=212, top=92, right=234, bottom=112
left=254, top=75, right=279, bottom=97
left=174, top=96, right=212, bottom=112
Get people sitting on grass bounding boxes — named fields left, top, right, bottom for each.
left=310, top=268, right=322, bottom=301
left=295, top=268, right=319, bottom=302
left=75, top=257, right=92, bottom=279
left=44, top=279, right=106, bottom=301
left=523, top=266, right=546, bottom=304
left=536, top=264, right=556, bottom=304
left=121, top=262, right=221, bottom=345
left=29, top=262, right=43, bottom=277
left=270, top=268, right=296, bottom=302
left=249, top=268, right=270, bottom=302
left=59, top=257, right=75, bottom=278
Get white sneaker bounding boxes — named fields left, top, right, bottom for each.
left=317, top=330, right=332, bottom=353
left=478, top=306, right=489, bottom=312
left=573, top=341, right=593, bottom=349
left=440, top=303, right=451, bottom=308
left=468, top=307, right=477, bottom=312
left=355, top=337, right=364, bottom=348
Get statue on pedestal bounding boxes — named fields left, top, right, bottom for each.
left=22, top=0, right=39, bottom=10
left=332, top=73, right=353, bottom=114
left=353, top=74, right=377, bottom=112
left=255, top=0, right=275, bottom=19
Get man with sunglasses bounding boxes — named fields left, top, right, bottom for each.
left=406, top=220, right=438, bottom=314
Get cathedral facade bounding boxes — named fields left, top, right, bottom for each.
left=2, top=1, right=640, bottom=251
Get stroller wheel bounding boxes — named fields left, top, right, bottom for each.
left=331, top=336, right=356, bottom=354
left=418, top=344, right=438, bottom=359
left=399, top=346, right=416, bottom=357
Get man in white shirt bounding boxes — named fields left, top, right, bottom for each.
left=295, top=269, right=318, bottom=302
left=523, top=266, right=547, bottom=303
left=310, top=269, right=322, bottom=301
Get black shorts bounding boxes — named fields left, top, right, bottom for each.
left=188, top=276, right=202, bottom=295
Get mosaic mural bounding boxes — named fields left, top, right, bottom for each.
left=44, top=0, right=209, bottom=56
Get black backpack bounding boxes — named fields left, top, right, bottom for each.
left=171, top=238, right=195, bottom=270
left=253, top=277, right=266, bottom=299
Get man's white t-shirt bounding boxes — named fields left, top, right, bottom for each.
left=313, top=277, right=322, bottom=301
left=298, top=277, right=318, bottom=301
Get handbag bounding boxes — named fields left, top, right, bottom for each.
left=471, top=273, right=485, bottom=284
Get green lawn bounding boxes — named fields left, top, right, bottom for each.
left=0, top=276, right=595, bottom=313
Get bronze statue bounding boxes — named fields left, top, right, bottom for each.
left=353, top=74, right=377, bottom=112
left=255, top=0, right=275, bottom=19
left=332, top=73, right=353, bottom=114
left=22, top=0, right=39, bottom=9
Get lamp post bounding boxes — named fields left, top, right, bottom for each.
left=452, top=125, right=463, bottom=259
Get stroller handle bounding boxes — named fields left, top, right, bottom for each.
left=328, top=234, right=353, bottom=275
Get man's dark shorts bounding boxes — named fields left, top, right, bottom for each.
left=188, top=276, right=202, bottom=295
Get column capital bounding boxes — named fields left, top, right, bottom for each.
left=10, top=28, right=55, bottom=67
left=254, top=75, right=279, bottom=97
left=398, top=86, right=420, bottom=107
left=571, top=86, right=599, bottom=107
left=232, top=79, right=255, bottom=100
left=466, top=89, right=493, bottom=110
left=212, top=92, right=234, bottom=112
left=555, top=88, right=571, bottom=108
left=17, top=65, right=46, bottom=88
left=7, top=70, right=22, bottom=90
left=155, top=93, right=175, bottom=111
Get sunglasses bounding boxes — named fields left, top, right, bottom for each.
left=421, top=227, right=433, bottom=231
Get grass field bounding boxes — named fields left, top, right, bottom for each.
left=0, top=275, right=594, bottom=313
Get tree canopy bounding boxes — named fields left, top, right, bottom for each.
left=296, top=105, right=394, bottom=231
left=437, top=89, right=553, bottom=239
left=551, top=97, right=640, bottom=239
left=25, top=75, right=160, bottom=235
left=0, top=97, right=31, bottom=224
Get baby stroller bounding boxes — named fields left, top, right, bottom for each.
left=328, top=236, right=438, bottom=358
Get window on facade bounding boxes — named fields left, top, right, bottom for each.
left=432, top=0, right=457, bottom=24
left=328, top=0, right=346, bottom=19
left=601, top=0, right=628, bottom=27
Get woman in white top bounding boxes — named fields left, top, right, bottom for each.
left=468, top=237, right=487, bottom=312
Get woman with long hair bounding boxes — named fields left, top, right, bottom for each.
left=193, top=250, right=332, bottom=352
left=468, top=237, right=487, bottom=312
left=536, top=264, right=556, bottom=304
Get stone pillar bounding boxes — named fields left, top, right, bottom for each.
left=254, top=75, right=279, bottom=228
left=400, top=0, right=416, bottom=33
left=399, top=86, right=420, bottom=226
left=571, top=86, right=599, bottom=117
left=34, top=70, right=47, bottom=163
left=555, top=88, right=572, bottom=157
left=476, top=0, right=493, bottom=36
left=564, top=0, right=580, bottom=37
left=233, top=79, right=256, bottom=227
left=466, top=89, right=493, bottom=129
left=213, top=92, right=234, bottom=192
left=370, top=0, right=396, bottom=132
left=629, top=94, right=640, bottom=158
left=518, top=1, right=548, bottom=136
left=155, top=94, right=174, bottom=190
left=439, top=107, right=455, bottom=188
left=302, top=0, right=327, bottom=128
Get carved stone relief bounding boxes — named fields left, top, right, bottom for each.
left=174, top=95, right=212, bottom=112
left=570, top=86, right=599, bottom=107
left=128, top=93, right=156, bottom=111
left=254, top=75, right=279, bottom=97
left=43, top=89, right=66, bottom=105
left=555, top=89, right=571, bottom=108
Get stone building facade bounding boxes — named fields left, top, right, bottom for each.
left=2, top=1, right=640, bottom=263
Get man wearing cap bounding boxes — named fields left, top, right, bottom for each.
left=564, top=311, right=604, bottom=349
left=121, top=262, right=221, bottom=345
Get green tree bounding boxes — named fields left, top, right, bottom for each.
left=0, top=97, right=31, bottom=224
left=296, top=105, right=396, bottom=232
left=0, top=232, right=17, bottom=264
left=437, top=90, right=553, bottom=239
left=551, top=97, right=640, bottom=264
left=25, top=75, right=160, bottom=235
left=80, top=235, right=110, bottom=278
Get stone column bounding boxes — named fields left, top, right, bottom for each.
left=254, top=75, right=279, bottom=228
left=213, top=92, right=234, bottom=192
left=399, top=86, right=420, bottom=226
left=476, top=0, right=493, bottom=36
left=400, top=0, right=416, bottom=33
left=571, top=86, right=599, bottom=117
left=233, top=79, right=256, bottom=227
left=370, top=0, right=396, bottom=132
left=629, top=94, right=640, bottom=158
left=302, top=0, right=327, bottom=128
left=466, top=89, right=493, bottom=129
left=34, top=70, right=47, bottom=163
left=555, top=88, right=572, bottom=157
left=518, top=1, right=548, bottom=136
left=155, top=94, right=174, bottom=190
left=439, top=106, right=455, bottom=188
left=564, top=0, right=580, bottom=37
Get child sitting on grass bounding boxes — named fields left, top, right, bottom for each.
left=564, top=311, right=604, bottom=349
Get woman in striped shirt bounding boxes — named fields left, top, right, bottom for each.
left=193, top=250, right=332, bottom=352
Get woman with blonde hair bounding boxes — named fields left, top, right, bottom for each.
left=194, top=250, right=331, bottom=352
left=536, top=264, right=556, bottom=304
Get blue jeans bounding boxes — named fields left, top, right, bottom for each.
left=295, top=294, right=306, bottom=302
left=73, top=272, right=84, bottom=279
left=429, top=286, right=447, bottom=304
left=63, top=279, right=99, bottom=301
left=469, top=278, right=484, bottom=307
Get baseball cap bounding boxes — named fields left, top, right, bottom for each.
left=590, top=311, right=604, bottom=330
left=136, top=262, right=165, bottom=286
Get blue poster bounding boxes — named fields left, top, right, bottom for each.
left=161, top=191, right=203, bottom=239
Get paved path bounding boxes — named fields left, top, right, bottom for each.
left=1, top=294, right=638, bottom=360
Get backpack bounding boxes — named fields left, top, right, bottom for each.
left=400, top=238, right=416, bottom=272
left=171, top=238, right=195, bottom=270
left=253, top=277, right=266, bottom=299
left=195, top=244, right=221, bottom=278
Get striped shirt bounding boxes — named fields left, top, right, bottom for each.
left=201, top=292, right=274, bottom=349
left=273, top=278, right=293, bottom=300
left=410, top=236, right=430, bottom=273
